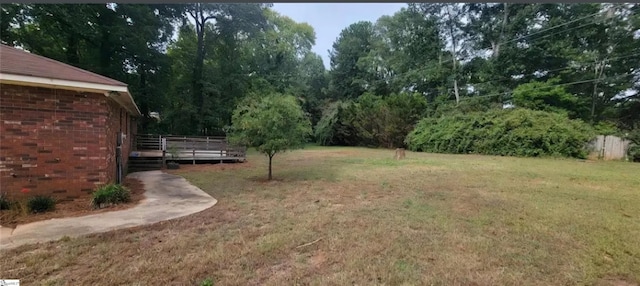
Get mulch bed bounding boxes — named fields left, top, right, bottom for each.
left=0, top=177, right=146, bottom=228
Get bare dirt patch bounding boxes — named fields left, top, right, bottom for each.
left=596, top=276, right=639, bottom=286
left=296, top=149, right=362, bottom=159
left=170, top=161, right=254, bottom=173
left=0, top=177, right=145, bottom=228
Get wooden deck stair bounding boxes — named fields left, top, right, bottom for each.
left=128, top=156, right=163, bottom=173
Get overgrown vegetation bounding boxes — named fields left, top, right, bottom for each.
left=627, top=129, right=640, bottom=162
left=2, top=4, right=637, bottom=148
left=0, top=192, right=11, bottom=210
left=27, top=195, right=56, bottom=213
left=629, top=145, right=640, bottom=162
left=92, top=184, right=131, bottom=209
left=511, top=79, right=579, bottom=117
left=406, top=108, right=596, bottom=158
left=315, top=92, right=427, bottom=148
left=166, top=144, right=181, bottom=169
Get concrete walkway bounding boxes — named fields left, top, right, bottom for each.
left=0, top=171, right=217, bottom=250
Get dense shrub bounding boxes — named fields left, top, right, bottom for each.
left=0, top=192, right=11, bottom=210
left=92, top=184, right=131, bottom=208
left=315, top=92, right=427, bottom=148
left=629, top=145, right=640, bottom=162
left=314, top=101, right=350, bottom=146
left=512, top=79, right=578, bottom=116
left=406, top=108, right=596, bottom=158
left=593, top=121, right=622, bottom=136
left=626, top=129, right=640, bottom=162
left=27, top=195, right=56, bottom=213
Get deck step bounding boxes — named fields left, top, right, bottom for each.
left=127, top=156, right=163, bottom=173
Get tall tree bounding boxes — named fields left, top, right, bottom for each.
left=327, top=21, right=377, bottom=100
left=0, top=4, right=25, bottom=45
left=463, top=3, right=537, bottom=103
left=5, top=4, right=180, bottom=124
left=246, top=8, right=316, bottom=94
left=409, top=3, right=467, bottom=104
left=296, top=52, right=328, bottom=126
left=528, top=4, right=640, bottom=123
left=183, top=3, right=270, bottom=134
left=368, top=8, right=445, bottom=101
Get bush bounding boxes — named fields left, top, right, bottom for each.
left=0, top=192, right=11, bottom=210
left=619, top=128, right=640, bottom=162
left=27, top=195, right=56, bottom=213
left=406, top=108, right=596, bottom=158
left=314, top=101, right=357, bottom=146
left=92, top=184, right=131, bottom=208
left=628, top=145, right=640, bottom=162
left=512, top=79, right=578, bottom=116
left=593, top=121, right=621, bottom=136
left=315, top=92, right=427, bottom=148
left=314, top=101, right=342, bottom=146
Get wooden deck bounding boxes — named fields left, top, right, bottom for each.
left=128, top=134, right=247, bottom=172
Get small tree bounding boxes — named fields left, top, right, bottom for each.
left=229, top=93, right=312, bottom=180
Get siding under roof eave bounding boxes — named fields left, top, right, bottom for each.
left=0, top=72, right=142, bottom=117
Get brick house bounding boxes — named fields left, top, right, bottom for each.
left=0, top=44, right=141, bottom=200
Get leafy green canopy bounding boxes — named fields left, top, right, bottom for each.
left=229, top=93, right=312, bottom=179
left=315, top=92, right=427, bottom=148
left=406, top=108, right=597, bottom=158
left=512, top=79, right=579, bottom=117
left=3, top=3, right=638, bottom=138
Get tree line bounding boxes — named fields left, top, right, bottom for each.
left=1, top=3, right=639, bottom=159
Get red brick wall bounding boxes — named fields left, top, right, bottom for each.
left=104, top=98, right=134, bottom=183
left=0, top=84, right=135, bottom=200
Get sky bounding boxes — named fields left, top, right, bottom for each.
left=272, top=3, right=407, bottom=69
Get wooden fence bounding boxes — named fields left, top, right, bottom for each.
left=588, top=135, right=632, bottom=160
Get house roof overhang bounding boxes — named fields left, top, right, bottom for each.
left=0, top=72, right=142, bottom=117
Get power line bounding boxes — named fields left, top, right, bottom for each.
left=372, top=4, right=638, bottom=103
left=436, top=4, right=625, bottom=66
left=399, top=51, right=640, bottom=97
left=458, top=73, right=635, bottom=103
left=465, top=51, right=640, bottom=89
left=500, top=6, right=613, bottom=46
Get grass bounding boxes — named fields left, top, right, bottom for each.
left=1, top=147, right=639, bottom=285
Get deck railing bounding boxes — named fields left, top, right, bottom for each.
left=131, top=134, right=247, bottom=165
left=134, top=134, right=164, bottom=151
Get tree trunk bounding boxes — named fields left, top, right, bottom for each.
left=139, top=66, right=150, bottom=131
left=268, top=153, right=274, bottom=180
left=591, top=59, right=606, bottom=124
left=453, top=78, right=460, bottom=104
left=66, top=34, right=80, bottom=65
left=494, top=3, right=509, bottom=58
left=445, top=6, right=460, bottom=105
left=98, top=10, right=114, bottom=77
left=190, top=4, right=208, bottom=135
left=591, top=66, right=599, bottom=123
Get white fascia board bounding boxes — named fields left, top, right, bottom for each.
left=0, top=72, right=141, bottom=116
left=0, top=73, right=128, bottom=93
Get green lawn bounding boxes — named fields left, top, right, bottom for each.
left=2, top=147, right=640, bottom=285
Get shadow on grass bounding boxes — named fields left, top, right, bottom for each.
left=247, top=164, right=341, bottom=183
